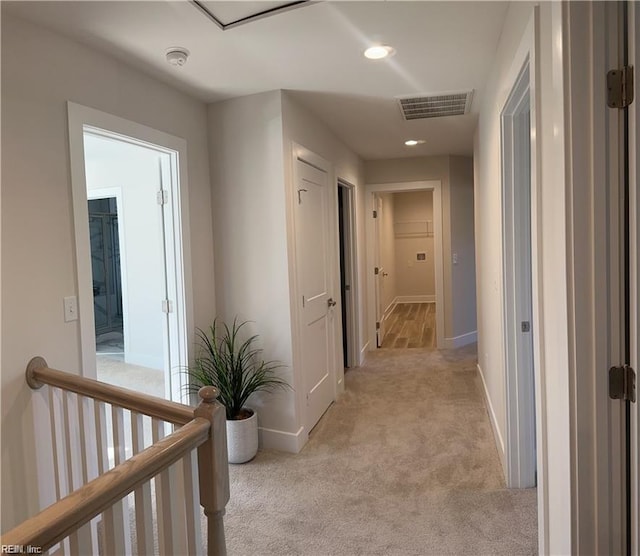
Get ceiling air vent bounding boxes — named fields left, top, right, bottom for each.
left=397, top=91, right=474, bottom=120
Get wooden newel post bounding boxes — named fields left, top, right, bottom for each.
left=195, top=386, right=230, bottom=556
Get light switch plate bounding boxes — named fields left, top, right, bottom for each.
left=64, top=296, right=78, bottom=322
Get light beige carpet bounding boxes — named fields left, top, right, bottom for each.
left=223, top=344, right=538, bottom=555
left=96, top=354, right=165, bottom=398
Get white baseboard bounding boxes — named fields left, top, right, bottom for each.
left=359, top=341, right=370, bottom=366
left=476, top=363, right=506, bottom=473
left=443, top=330, right=477, bottom=349
left=393, top=295, right=436, bottom=304
left=383, top=300, right=397, bottom=320
left=258, top=425, right=307, bottom=453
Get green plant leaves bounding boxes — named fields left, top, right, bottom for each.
left=185, top=318, right=289, bottom=420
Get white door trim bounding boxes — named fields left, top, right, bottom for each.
left=494, top=10, right=550, bottom=552
left=365, top=180, right=443, bottom=350
left=501, top=59, right=536, bottom=489
left=629, top=3, right=639, bottom=551
left=337, top=179, right=360, bottom=370
left=67, top=102, right=193, bottom=403
left=563, top=2, right=629, bottom=552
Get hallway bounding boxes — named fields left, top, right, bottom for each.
left=224, top=345, right=537, bottom=555
left=381, top=302, right=437, bottom=349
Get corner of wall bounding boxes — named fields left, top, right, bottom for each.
left=259, top=425, right=308, bottom=453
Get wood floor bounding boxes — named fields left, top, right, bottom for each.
left=380, top=302, right=436, bottom=349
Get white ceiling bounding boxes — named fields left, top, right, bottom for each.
left=4, top=1, right=509, bottom=160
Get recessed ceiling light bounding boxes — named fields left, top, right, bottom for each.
left=364, top=45, right=395, bottom=60
left=405, top=139, right=425, bottom=146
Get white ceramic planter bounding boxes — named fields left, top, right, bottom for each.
left=226, top=409, right=258, bottom=464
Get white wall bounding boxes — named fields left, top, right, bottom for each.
left=281, top=92, right=367, bottom=360
left=207, top=91, right=296, bottom=445
left=449, top=156, right=477, bottom=338
left=473, top=3, right=572, bottom=553
left=393, top=191, right=435, bottom=299
left=1, top=12, right=216, bottom=530
left=473, top=2, right=533, bottom=469
left=207, top=90, right=365, bottom=452
left=84, top=134, right=166, bottom=370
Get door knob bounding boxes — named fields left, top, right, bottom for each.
left=382, top=272, right=389, bottom=277
left=327, top=298, right=337, bottom=308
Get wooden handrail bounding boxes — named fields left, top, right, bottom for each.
left=16, top=357, right=230, bottom=555
left=0, top=417, right=210, bottom=552
left=26, top=356, right=194, bottom=425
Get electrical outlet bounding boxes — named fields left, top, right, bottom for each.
left=64, top=296, right=78, bottom=322
left=453, top=253, right=459, bottom=265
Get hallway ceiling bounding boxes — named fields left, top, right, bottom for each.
left=4, top=1, right=509, bottom=159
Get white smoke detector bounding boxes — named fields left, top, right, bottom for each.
left=166, top=48, right=190, bottom=67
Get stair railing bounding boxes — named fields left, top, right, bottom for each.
left=0, top=357, right=229, bottom=556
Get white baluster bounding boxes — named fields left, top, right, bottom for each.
left=131, top=412, right=154, bottom=554
left=63, top=392, right=94, bottom=554
left=183, top=449, right=204, bottom=555
left=50, top=388, right=69, bottom=499
left=77, top=396, right=100, bottom=554
left=108, top=405, right=132, bottom=555
left=152, top=419, right=187, bottom=555
left=50, top=388, right=70, bottom=555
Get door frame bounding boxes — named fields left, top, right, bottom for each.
left=365, top=180, right=444, bottom=350
left=501, top=59, right=537, bottom=489
left=493, top=12, right=552, bottom=550
left=337, top=178, right=359, bottom=369
left=563, top=1, right=634, bottom=552
left=630, top=3, right=639, bottom=551
left=372, top=193, right=387, bottom=347
left=67, top=102, right=193, bottom=403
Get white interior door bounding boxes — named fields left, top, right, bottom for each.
left=501, top=63, right=536, bottom=488
left=295, top=157, right=335, bottom=432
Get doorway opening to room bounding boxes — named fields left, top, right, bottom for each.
left=337, top=179, right=359, bottom=370
left=366, top=181, right=445, bottom=351
left=83, top=130, right=179, bottom=400
left=68, top=103, right=192, bottom=404
left=375, top=190, right=437, bottom=349
left=501, top=60, right=537, bottom=488
left=88, top=196, right=124, bottom=358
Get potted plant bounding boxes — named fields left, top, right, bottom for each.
left=186, top=318, right=289, bottom=464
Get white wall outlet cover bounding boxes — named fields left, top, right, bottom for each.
left=64, top=296, right=78, bottom=322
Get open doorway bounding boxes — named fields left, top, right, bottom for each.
left=501, top=60, right=537, bottom=488
left=88, top=196, right=124, bottom=356
left=375, top=190, right=437, bottom=349
left=68, top=103, right=193, bottom=403
left=337, top=179, right=359, bottom=369
left=366, top=181, right=444, bottom=351
left=83, top=131, right=172, bottom=399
